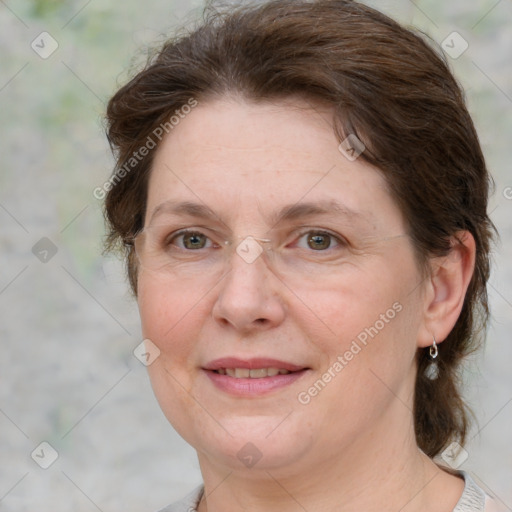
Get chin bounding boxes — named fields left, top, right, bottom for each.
left=175, top=410, right=314, bottom=472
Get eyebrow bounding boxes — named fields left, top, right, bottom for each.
left=149, top=200, right=219, bottom=225
left=148, top=199, right=367, bottom=226
left=269, top=201, right=365, bottom=225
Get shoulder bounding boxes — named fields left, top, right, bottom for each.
left=454, top=472, right=507, bottom=512
left=153, top=475, right=507, bottom=512
left=154, top=484, right=204, bottom=512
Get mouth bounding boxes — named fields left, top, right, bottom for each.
left=202, top=357, right=310, bottom=396
left=213, top=367, right=293, bottom=378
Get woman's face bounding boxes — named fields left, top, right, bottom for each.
left=137, top=97, right=429, bottom=474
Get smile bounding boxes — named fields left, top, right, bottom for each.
left=214, top=368, right=292, bottom=378
left=203, top=358, right=309, bottom=396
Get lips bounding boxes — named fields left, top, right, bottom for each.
left=202, top=357, right=309, bottom=396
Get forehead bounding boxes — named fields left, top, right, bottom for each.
left=145, top=97, right=404, bottom=233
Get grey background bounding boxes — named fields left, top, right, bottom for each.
left=1, top=0, right=511, bottom=510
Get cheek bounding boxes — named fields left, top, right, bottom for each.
left=297, top=253, right=422, bottom=379
left=298, top=286, right=420, bottom=432
left=137, top=272, right=211, bottom=358
left=136, top=273, right=213, bottom=438
left=295, top=270, right=405, bottom=344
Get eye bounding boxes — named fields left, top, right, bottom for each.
left=295, top=231, right=343, bottom=251
left=171, top=230, right=213, bottom=250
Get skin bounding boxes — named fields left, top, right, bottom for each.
left=137, top=97, right=476, bottom=512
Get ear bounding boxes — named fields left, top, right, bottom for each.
left=417, top=231, right=476, bottom=348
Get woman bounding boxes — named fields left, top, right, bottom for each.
left=103, top=1, right=500, bottom=510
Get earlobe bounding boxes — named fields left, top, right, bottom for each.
left=418, top=231, right=476, bottom=348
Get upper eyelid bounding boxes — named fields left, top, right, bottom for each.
left=164, top=227, right=223, bottom=241
left=149, top=214, right=351, bottom=234
left=286, top=225, right=347, bottom=238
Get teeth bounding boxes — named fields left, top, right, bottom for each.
left=218, top=367, right=291, bottom=378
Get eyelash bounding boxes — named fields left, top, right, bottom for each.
left=167, top=228, right=347, bottom=251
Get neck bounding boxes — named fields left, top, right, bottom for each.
left=196, top=400, right=464, bottom=512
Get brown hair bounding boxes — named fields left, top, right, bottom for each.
left=104, top=0, right=495, bottom=457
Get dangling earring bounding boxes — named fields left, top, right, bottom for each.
left=425, top=336, right=439, bottom=380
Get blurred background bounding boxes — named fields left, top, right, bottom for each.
left=1, top=0, right=511, bottom=510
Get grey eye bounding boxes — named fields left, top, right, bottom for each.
left=174, top=231, right=211, bottom=250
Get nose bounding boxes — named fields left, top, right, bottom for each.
left=211, top=248, right=286, bottom=333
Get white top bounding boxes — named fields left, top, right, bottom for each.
left=156, top=471, right=502, bottom=512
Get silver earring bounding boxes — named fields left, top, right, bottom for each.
left=425, top=336, right=439, bottom=380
